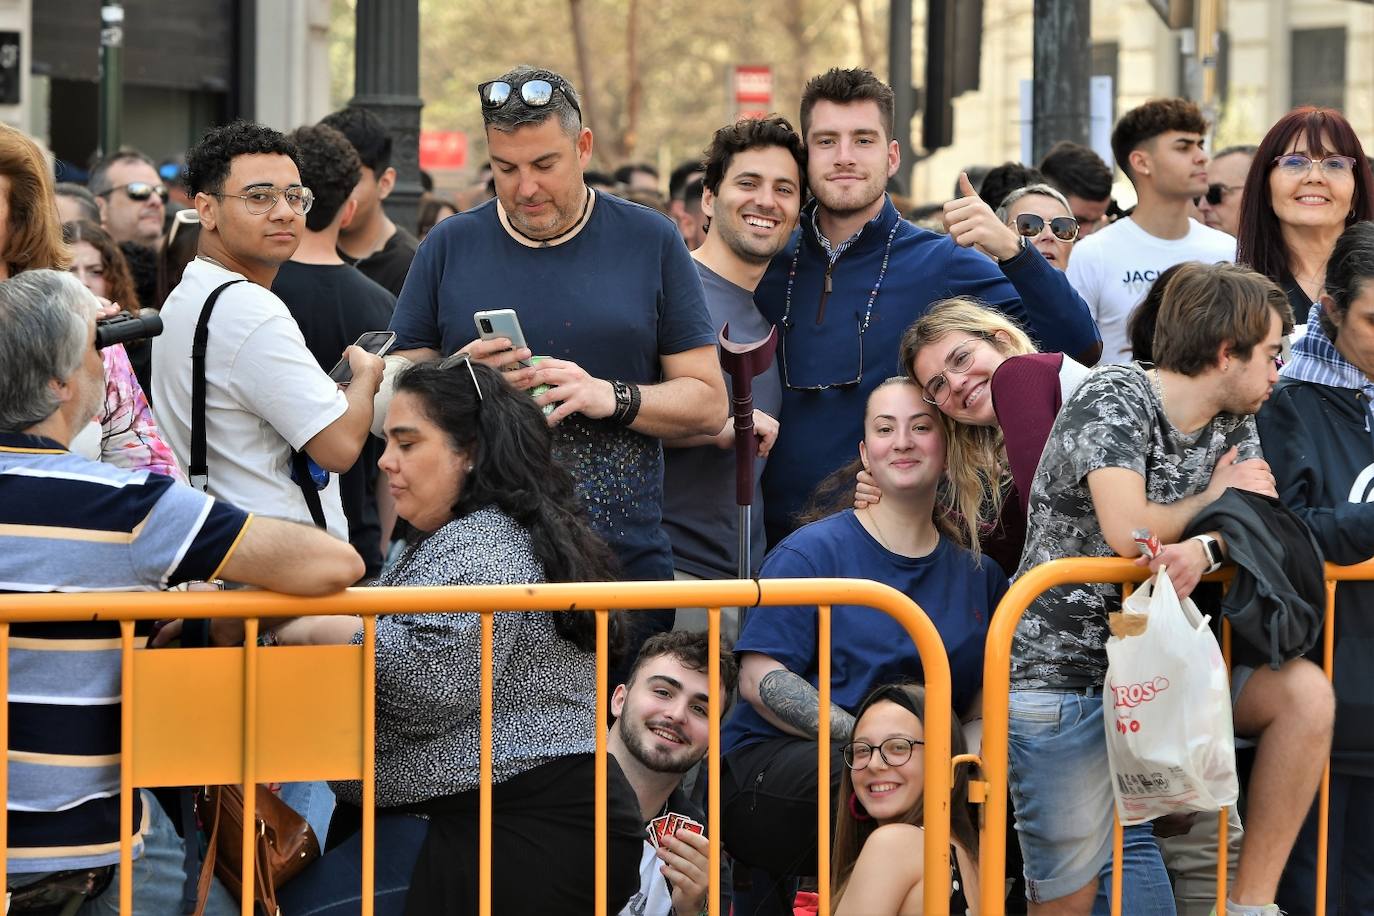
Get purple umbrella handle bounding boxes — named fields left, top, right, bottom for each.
left=717, top=323, right=778, bottom=508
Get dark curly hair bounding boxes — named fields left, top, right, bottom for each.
left=1038, top=141, right=1114, bottom=202
left=800, top=68, right=895, bottom=142
left=1111, top=98, right=1208, bottom=183
left=623, top=629, right=739, bottom=697
left=977, top=161, right=1045, bottom=210
left=392, top=360, right=622, bottom=654
left=320, top=106, right=393, bottom=174
left=701, top=116, right=807, bottom=200
left=184, top=120, right=299, bottom=197
left=286, top=124, right=362, bottom=231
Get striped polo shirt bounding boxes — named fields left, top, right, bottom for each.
left=1, top=432, right=250, bottom=874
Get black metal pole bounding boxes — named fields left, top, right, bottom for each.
left=1031, top=0, right=1092, bottom=162
left=98, top=0, right=124, bottom=157
left=352, top=0, right=424, bottom=234
left=888, top=0, right=914, bottom=192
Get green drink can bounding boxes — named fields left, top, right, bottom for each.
left=529, top=355, right=555, bottom=415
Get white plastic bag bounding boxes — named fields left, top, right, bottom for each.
left=1103, top=567, right=1239, bottom=826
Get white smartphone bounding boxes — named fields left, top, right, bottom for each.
left=328, top=330, right=397, bottom=384
left=473, top=308, right=531, bottom=367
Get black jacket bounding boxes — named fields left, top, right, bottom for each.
left=1256, top=376, right=1374, bottom=777
left=1182, top=488, right=1325, bottom=668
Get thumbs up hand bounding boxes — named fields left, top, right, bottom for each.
left=942, top=171, right=1024, bottom=263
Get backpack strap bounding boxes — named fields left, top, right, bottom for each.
left=189, top=280, right=247, bottom=492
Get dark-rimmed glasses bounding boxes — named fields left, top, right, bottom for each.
left=843, top=736, right=924, bottom=770
left=1271, top=154, right=1358, bottom=177
left=1198, top=182, right=1243, bottom=206
left=1013, top=212, right=1079, bottom=242
left=921, top=332, right=996, bottom=406
left=99, top=181, right=168, bottom=203
left=213, top=186, right=314, bottom=216
left=478, top=78, right=583, bottom=119
left=438, top=351, right=485, bottom=401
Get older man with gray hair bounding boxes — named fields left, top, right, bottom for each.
left=387, top=64, right=727, bottom=663
left=0, top=269, right=362, bottom=912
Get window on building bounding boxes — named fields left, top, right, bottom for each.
left=1291, top=28, right=1346, bottom=111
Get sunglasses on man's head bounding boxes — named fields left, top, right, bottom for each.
left=1013, top=212, right=1079, bottom=242
left=100, top=182, right=169, bottom=203
left=477, top=78, right=582, bottom=119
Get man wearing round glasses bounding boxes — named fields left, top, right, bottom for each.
left=387, top=65, right=726, bottom=658
left=88, top=149, right=167, bottom=249
left=153, top=121, right=383, bottom=545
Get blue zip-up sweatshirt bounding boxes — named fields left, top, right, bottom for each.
left=755, top=195, right=1100, bottom=543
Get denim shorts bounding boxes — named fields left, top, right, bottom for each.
left=1007, top=689, right=1174, bottom=910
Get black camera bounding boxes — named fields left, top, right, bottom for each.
left=95, top=309, right=164, bottom=350
left=479, top=317, right=493, bottom=334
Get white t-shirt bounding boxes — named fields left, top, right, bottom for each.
left=1066, top=216, right=1236, bottom=363
left=618, top=841, right=673, bottom=916
left=151, top=258, right=349, bottom=539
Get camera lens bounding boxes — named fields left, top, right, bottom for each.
left=480, top=318, right=492, bottom=333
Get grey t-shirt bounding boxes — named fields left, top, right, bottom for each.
left=1010, top=363, right=1261, bottom=690
left=661, top=262, right=782, bottom=578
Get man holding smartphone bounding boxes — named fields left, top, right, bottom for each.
left=272, top=123, right=397, bottom=576
left=153, top=121, right=384, bottom=544
left=386, top=65, right=726, bottom=654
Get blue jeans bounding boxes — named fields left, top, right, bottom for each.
left=1008, top=689, right=1176, bottom=913
left=4, top=791, right=238, bottom=915
left=1277, top=772, right=1374, bottom=915
left=276, top=812, right=430, bottom=916
left=278, top=780, right=337, bottom=848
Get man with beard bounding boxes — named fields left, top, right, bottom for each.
left=387, top=65, right=726, bottom=661
left=662, top=117, right=802, bottom=599
left=755, top=68, right=1100, bottom=546
left=609, top=631, right=739, bottom=916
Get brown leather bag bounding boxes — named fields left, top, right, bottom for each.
left=194, top=785, right=320, bottom=916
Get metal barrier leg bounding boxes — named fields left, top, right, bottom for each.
left=817, top=604, right=832, bottom=916
left=596, top=608, right=609, bottom=915
left=479, top=612, right=493, bottom=916
left=1112, top=812, right=1123, bottom=916
left=708, top=607, right=721, bottom=916
left=363, top=616, right=377, bottom=916
left=119, top=621, right=134, bottom=915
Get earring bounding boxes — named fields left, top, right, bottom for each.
left=848, top=792, right=873, bottom=822
left=466, top=464, right=474, bottom=472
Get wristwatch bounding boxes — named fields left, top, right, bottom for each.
left=1191, top=534, right=1224, bottom=574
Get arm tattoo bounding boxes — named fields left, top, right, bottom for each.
left=758, top=668, right=856, bottom=742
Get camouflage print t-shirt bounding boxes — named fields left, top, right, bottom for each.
left=1009, top=363, right=1261, bottom=690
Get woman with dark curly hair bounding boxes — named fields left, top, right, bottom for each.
left=274, top=358, right=642, bottom=915
left=1235, top=106, right=1374, bottom=324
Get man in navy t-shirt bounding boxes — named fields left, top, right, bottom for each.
left=387, top=66, right=726, bottom=641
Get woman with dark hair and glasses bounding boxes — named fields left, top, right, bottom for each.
left=273, top=359, right=643, bottom=914
left=1236, top=106, right=1374, bottom=324
left=831, top=683, right=979, bottom=915
left=720, top=377, right=1005, bottom=913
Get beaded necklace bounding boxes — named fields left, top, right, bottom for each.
left=780, top=218, right=901, bottom=336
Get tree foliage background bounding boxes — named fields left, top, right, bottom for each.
left=330, top=0, right=885, bottom=174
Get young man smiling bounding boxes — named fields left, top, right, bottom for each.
left=663, top=116, right=804, bottom=591
left=1066, top=98, right=1237, bottom=363
left=609, top=631, right=739, bottom=916
left=753, top=68, right=1099, bottom=546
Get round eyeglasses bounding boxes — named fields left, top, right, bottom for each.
left=843, top=736, right=924, bottom=770
left=1271, top=154, right=1358, bottom=178
left=1013, top=212, right=1079, bottom=242
left=213, top=186, right=314, bottom=216
left=921, top=333, right=996, bottom=406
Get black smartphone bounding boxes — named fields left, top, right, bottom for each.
left=329, top=331, right=397, bottom=385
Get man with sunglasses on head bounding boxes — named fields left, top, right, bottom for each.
left=753, top=67, right=1100, bottom=547
left=1196, top=145, right=1256, bottom=238
left=88, top=149, right=167, bottom=250
left=1065, top=98, right=1237, bottom=364
left=387, top=66, right=726, bottom=659
left=153, top=121, right=383, bottom=548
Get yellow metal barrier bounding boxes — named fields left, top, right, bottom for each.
left=977, top=557, right=1374, bottom=916
left=0, top=577, right=955, bottom=916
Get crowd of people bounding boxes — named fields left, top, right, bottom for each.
left=1, top=56, right=1372, bottom=916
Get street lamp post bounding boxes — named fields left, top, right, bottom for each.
left=98, top=0, right=124, bottom=157
left=352, top=0, right=424, bottom=234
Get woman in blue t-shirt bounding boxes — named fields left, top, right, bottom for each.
left=719, top=376, right=1007, bottom=912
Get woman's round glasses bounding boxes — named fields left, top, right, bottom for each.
left=921, top=333, right=995, bottom=406
left=843, top=736, right=924, bottom=770
left=1013, top=212, right=1079, bottom=242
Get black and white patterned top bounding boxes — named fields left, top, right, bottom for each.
left=330, top=506, right=597, bottom=807
left=1010, top=364, right=1261, bottom=690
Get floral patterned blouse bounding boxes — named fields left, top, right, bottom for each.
left=99, top=344, right=183, bottom=481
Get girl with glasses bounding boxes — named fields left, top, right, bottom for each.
left=831, top=684, right=979, bottom=915
left=1236, top=106, right=1374, bottom=325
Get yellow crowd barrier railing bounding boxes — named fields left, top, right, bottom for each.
left=0, top=577, right=955, bottom=916
left=976, top=557, right=1374, bottom=916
